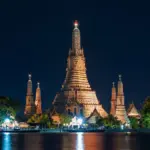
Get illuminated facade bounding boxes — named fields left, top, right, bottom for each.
left=127, top=102, right=141, bottom=119
left=52, top=21, right=108, bottom=118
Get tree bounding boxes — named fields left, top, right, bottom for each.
left=141, top=113, right=150, bottom=128
left=129, top=117, right=139, bottom=129
left=0, top=105, right=16, bottom=125
left=0, top=96, right=20, bottom=112
left=27, top=113, right=52, bottom=128
left=59, top=114, right=72, bottom=125
left=0, top=97, right=18, bottom=125
left=97, top=115, right=121, bottom=128
left=39, top=114, right=50, bottom=124
left=27, top=114, right=40, bottom=123
left=141, top=97, right=150, bottom=115
left=141, top=97, right=150, bottom=128
left=96, top=117, right=104, bottom=126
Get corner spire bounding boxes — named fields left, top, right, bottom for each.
left=117, top=74, right=124, bottom=96
left=35, top=82, right=41, bottom=99
left=111, top=82, right=116, bottom=101
left=25, top=74, right=35, bottom=116
left=35, top=81, right=42, bottom=114
left=110, top=82, right=116, bottom=116
left=37, top=82, right=40, bottom=88
left=27, top=74, right=33, bottom=96
left=119, top=74, right=122, bottom=81
left=112, top=82, right=115, bottom=87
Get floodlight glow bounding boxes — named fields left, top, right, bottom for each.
left=5, top=118, right=10, bottom=123
left=120, top=125, right=124, bottom=130
left=74, top=20, right=78, bottom=28
left=77, top=118, right=83, bottom=125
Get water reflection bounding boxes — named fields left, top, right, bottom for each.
left=0, top=132, right=150, bottom=150
left=76, top=133, right=84, bottom=150
left=84, top=133, right=104, bottom=150
left=2, top=133, right=11, bottom=150
left=105, top=134, right=137, bottom=150
left=23, top=133, right=44, bottom=150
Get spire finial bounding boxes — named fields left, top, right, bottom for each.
left=112, top=82, right=115, bottom=87
left=119, top=74, right=122, bottom=81
left=74, top=20, right=79, bottom=29
left=28, top=74, right=32, bottom=80
left=37, top=82, right=40, bottom=88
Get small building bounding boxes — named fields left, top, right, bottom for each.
left=127, top=102, right=141, bottom=119
left=50, top=108, right=60, bottom=124
left=86, top=108, right=101, bottom=124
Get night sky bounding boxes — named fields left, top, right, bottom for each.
left=0, top=0, right=150, bottom=111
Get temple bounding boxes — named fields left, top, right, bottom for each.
left=24, top=74, right=36, bottom=117
left=23, top=21, right=141, bottom=125
left=35, top=82, right=42, bottom=115
left=52, top=20, right=108, bottom=118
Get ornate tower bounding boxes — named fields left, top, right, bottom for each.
left=110, top=82, right=116, bottom=116
left=35, top=82, right=42, bottom=115
left=24, top=74, right=36, bottom=117
left=115, top=75, right=128, bottom=123
left=53, top=21, right=107, bottom=118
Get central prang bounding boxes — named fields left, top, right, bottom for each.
left=52, top=21, right=108, bottom=118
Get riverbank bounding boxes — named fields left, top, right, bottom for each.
left=1, top=128, right=150, bottom=134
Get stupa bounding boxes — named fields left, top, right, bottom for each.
left=52, top=21, right=107, bottom=118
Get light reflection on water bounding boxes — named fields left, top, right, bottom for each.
left=76, top=132, right=84, bottom=150
left=2, top=133, right=11, bottom=150
left=0, top=132, right=149, bottom=150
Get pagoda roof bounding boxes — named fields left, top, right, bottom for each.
left=87, top=108, right=101, bottom=119
left=50, top=107, right=59, bottom=116
left=127, top=103, right=141, bottom=118
left=86, top=108, right=103, bottom=124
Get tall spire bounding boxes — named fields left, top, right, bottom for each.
left=72, top=20, right=81, bottom=54
left=35, top=82, right=42, bottom=114
left=110, top=82, right=116, bottom=116
left=117, top=74, right=124, bottom=96
left=27, top=74, right=33, bottom=96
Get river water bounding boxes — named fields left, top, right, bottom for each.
left=0, top=132, right=149, bottom=150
